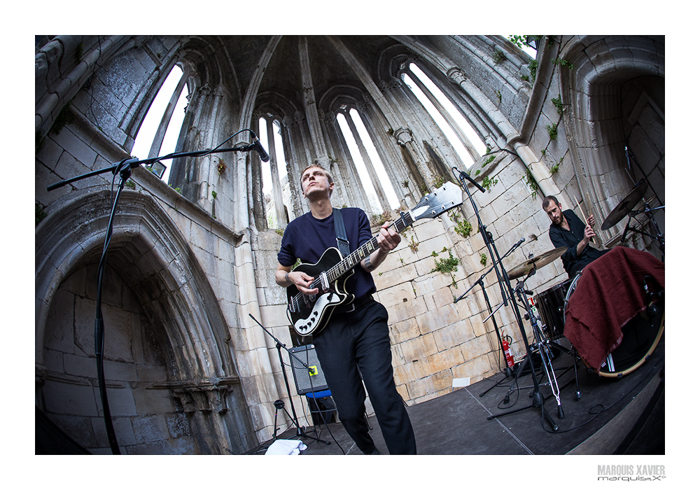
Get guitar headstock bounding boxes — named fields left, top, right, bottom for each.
left=410, top=182, right=464, bottom=221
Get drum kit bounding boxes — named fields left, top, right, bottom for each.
left=456, top=166, right=664, bottom=431
left=504, top=180, right=665, bottom=390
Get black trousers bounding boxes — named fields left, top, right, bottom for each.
left=313, top=299, right=417, bottom=455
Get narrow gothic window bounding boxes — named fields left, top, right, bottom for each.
left=401, top=63, right=486, bottom=169
left=132, top=65, right=189, bottom=182
left=336, top=108, right=399, bottom=214
left=258, top=117, right=291, bottom=228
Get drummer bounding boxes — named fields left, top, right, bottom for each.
left=542, top=196, right=609, bottom=278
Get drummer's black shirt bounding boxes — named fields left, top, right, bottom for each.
left=549, top=209, right=608, bottom=278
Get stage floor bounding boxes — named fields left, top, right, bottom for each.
left=248, top=335, right=665, bottom=456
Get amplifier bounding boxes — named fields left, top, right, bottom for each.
left=289, top=344, right=329, bottom=395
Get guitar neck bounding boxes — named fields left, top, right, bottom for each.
left=328, top=211, right=414, bottom=282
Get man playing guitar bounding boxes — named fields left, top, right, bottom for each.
left=275, top=164, right=417, bottom=455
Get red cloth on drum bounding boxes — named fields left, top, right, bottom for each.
left=563, top=247, right=664, bottom=372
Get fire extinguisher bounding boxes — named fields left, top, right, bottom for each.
left=502, top=335, right=515, bottom=368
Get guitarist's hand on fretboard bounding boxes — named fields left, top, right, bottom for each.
left=362, top=222, right=402, bottom=272
left=378, top=222, right=402, bottom=252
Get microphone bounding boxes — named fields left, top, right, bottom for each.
left=252, top=138, right=270, bottom=162
left=453, top=167, right=486, bottom=193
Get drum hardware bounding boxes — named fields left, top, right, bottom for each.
left=601, top=179, right=665, bottom=260
left=455, top=167, right=567, bottom=431
left=487, top=275, right=565, bottom=428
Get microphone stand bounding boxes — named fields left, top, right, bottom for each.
left=248, top=315, right=330, bottom=446
left=452, top=168, right=558, bottom=431
left=46, top=130, right=266, bottom=454
left=454, top=237, right=525, bottom=393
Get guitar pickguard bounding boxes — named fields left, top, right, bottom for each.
left=290, top=288, right=347, bottom=336
left=287, top=248, right=354, bottom=336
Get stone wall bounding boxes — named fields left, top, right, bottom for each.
left=40, top=262, right=194, bottom=454
left=35, top=35, right=664, bottom=454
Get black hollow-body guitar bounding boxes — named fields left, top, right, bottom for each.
left=287, top=182, right=464, bottom=337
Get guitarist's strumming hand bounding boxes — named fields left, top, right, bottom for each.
left=287, top=270, right=319, bottom=296
left=275, top=264, right=319, bottom=296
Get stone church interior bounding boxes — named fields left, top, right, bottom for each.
left=35, top=35, right=665, bottom=456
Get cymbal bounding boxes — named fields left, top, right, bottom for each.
left=507, top=247, right=568, bottom=279
left=601, top=180, right=648, bottom=230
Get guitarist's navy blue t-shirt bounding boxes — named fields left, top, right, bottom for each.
left=278, top=207, right=376, bottom=299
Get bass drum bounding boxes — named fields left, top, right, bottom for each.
left=596, top=307, right=664, bottom=378
left=565, top=271, right=665, bottom=378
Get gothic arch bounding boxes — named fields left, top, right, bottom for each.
left=559, top=36, right=665, bottom=247
left=35, top=189, right=256, bottom=454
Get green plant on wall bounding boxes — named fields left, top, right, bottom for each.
left=551, top=94, right=564, bottom=116
left=431, top=248, right=460, bottom=288
left=553, top=57, right=574, bottom=70
left=546, top=124, right=558, bottom=140
left=450, top=211, right=473, bottom=238
left=524, top=168, right=538, bottom=198
left=409, top=235, right=419, bottom=253
left=492, top=49, right=506, bottom=64
left=529, top=59, right=539, bottom=81
left=480, top=253, right=488, bottom=266
left=550, top=157, right=563, bottom=175
left=482, top=175, right=498, bottom=191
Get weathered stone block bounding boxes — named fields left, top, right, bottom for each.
left=385, top=295, right=428, bottom=325
left=433, top=320, right=475, bottom=351
left=376, top=281, right=416, bottom=308
left=459, top=335, right=494, bottom=362
left=420, top=347, right=465, bottom=377
left=406, top=370, right=453, bottom=399
left=132, top=414, right=168, bottom=444
left=415, top=304, right=460, bottom=336
left=374, top=263, right=418, bottom=291
left=389, top=317, right=421, bottom=344
left=398, top=334, right=438, bottom=363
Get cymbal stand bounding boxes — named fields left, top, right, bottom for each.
left=621, top=201, right=665, bottom=261
left=516, top=275, right=565, bottom=419
left=487, top=266, right=562, bottom=431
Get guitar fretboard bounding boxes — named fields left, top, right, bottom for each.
left=327, top=211, right=415, bottom=283
left=293, top=211, right=415, bottom=305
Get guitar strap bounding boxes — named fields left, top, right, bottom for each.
left=333, top=208, right=351, bottom=258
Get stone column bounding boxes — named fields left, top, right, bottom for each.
left=404, top=69, right=480, bottom=165
left=342, top=109, right=391, bottom=212
left=299, top=36, right=330, bottom=166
